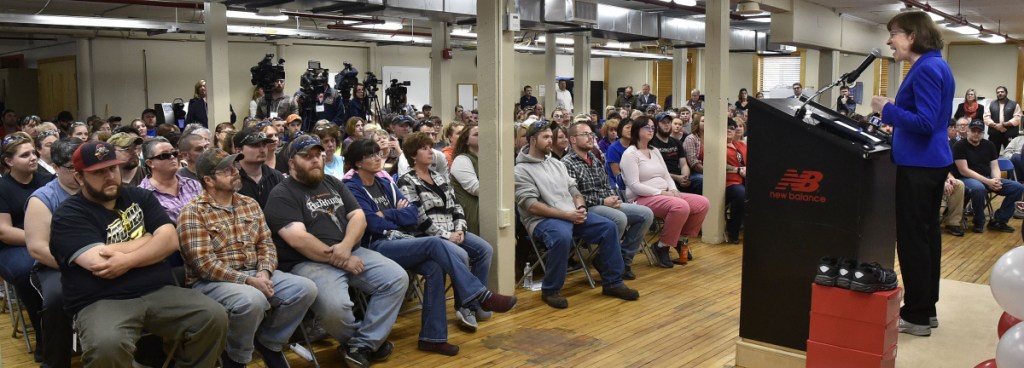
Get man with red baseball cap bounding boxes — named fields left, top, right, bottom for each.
left=49, top=141, right=228, bottom=366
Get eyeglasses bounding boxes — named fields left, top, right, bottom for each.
left=573, top=132, right=596, bottom=138
left=553, top=114, right=565, bottom=119
left=147, top=151, right=179, bottom=160
left=362, top=151, right=387, bottom=161
left=215, top=163, right=241, bottom=176
left=639, top=125, right=655, bottom=131
left=888, top=30, right=906, bottom=38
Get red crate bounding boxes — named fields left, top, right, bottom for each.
left=806, top=340, right=897, bottom=368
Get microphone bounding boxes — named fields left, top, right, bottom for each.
left=842, top=48, right=881, bottom=85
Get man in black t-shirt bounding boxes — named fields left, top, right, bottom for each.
left=234, top=127, right=285, bottom=208
left=265, top=135, right=408, bottom=368
left=953, top=120, right=1024, bottom=233
left=49, top=141, right=227, bottom=366
left=650, top=113, right=700, bottom=193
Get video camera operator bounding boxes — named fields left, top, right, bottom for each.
left=385, top=79, right=414, bottom=116
left=294, top=61, right=344, bottom=132
left=250, top=54, right=297, bottom=120
left=348, top=83, right=370, bottom=123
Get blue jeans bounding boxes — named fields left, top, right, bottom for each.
left=726, top=184, right=747, bottom=238
left=367, top=236, right=490, bottom=342
left=445, top=232, right=493, bottom=308
left=532, top=215, right=625, bottom=293
left=588, top=203, right=654, bottom=265
left=962, top=178, right=1024, bottom=225
left=684, top=172, right=704, bottom=194
left=0, top=246, right=42, bottom=342
left=192, top=270, right=317, bottom=363
left=289, top=247, right=408, bottom=351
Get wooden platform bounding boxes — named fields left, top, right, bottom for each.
left=2, top=213, right=1019, bottom=367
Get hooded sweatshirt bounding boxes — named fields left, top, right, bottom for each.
left=514, top=148, right=582, bottom=235
left=343, top=174, right=420, bottom=247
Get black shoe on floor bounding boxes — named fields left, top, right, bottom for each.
left=622, top=266, right=636, bottom=280
left=988, top=222, right=1015, bottom=233
left=542, top=292, right=569, bottom=309
left=254, top=340, right=289, bottom=368
left=972, top=224, right=985, bottom=233
left=945, top=226, right=964, bottom=237
left=835, top=258, right=859, bottom=289
left=344, top=346, right=372, bottom=368
left=849, top=262, right=899, bottom=293
left=814, top=256, right=841, bottom=286
left=602, top=284, right=640, bottom=301
left=653, top=245, right=674, bottom=268
left=371, top=340, right=394, bottom=362
left=220, top=351, right=246, bottom=368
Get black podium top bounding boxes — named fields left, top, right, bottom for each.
left=756, top=98, right=891, bottom=157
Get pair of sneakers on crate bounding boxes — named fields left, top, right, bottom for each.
left=814, top=257, right=897, bottom=293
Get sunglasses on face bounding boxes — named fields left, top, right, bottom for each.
left=147, top=151, right=180, bottom=160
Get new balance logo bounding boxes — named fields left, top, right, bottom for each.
left=774, top=170, right=823, bottom=192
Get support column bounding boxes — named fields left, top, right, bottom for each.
left=477, top=0, right=516, bottom=294
left=672, top=47, right=687, bottom=110
left=204, top=2, right=231, bottom=126
left=818, top=50, right=840, bottom=109
left=431, top=22, right=454, bottom=124
left=76, top=38, right=93, bottom=119
left=573, top=32, right=591, bottom=115
left=545, top=33, right=557, bottom=115
left=701, top=0, right=729, bottom=244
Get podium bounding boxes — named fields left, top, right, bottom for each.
left=737, top=98, right=897, bottom=356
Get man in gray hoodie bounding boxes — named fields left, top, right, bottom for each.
left=514, top=120, right=640, bottom=309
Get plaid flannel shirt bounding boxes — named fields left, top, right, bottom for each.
left=396, top=169, right=467, bottom=239
left=178, top=190, right=277, bottom=286
left=562, top=149, right=617, bottom=207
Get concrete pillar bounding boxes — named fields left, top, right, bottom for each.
left=701, top=0, right=729, bottom=244
left=76, top=38, right=93, bottom=118
left=818, top=50, right=840, bottom=108
left=544, top=33, right=557, bottom=116
left=695, top=49, right=706, bottom=92
left=573, top=32, right=591, bottom=115
left=431, top=22, right=454, bottom=124
left=204, top=2, right=231, bottom=126
left=672, top=47, right=687, bottom=109
left=477, top=0, right=516, bottom=294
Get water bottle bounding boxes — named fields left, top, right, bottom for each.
left=523, top=262, right=532, bottom=289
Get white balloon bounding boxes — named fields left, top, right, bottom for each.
left=998, top=323, right=1024, bottom=368
left=991, top=246, right=1024, bottom=320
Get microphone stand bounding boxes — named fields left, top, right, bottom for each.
left=795, top=75, right=850, bottom=120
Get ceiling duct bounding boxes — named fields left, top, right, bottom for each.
left=592, top=4, right=659, bottom=42
left=660, top=16, right=779, bottom=53
left=543, top=0, right=598, bottom=26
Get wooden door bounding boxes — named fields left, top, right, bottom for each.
left=652, top=61, right=673, bottom=108
left=686, top=49, right=698, bottom=96
left=37, top=56, right=78, bottom=120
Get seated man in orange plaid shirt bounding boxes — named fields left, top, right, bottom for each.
left=179, top=147, right=318, bottom=368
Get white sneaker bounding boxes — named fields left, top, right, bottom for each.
left=455, top=307, right=478, bottom=332
left=898, top=318, right=931, bottom=336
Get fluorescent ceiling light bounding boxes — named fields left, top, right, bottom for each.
left=927, top=12, right=943, bottom=22
left=226, top=10, right=288, bottom=22
left=674, top=0, right=697, bottom=5
left=978, top=34, right=1006, bottom=44
left=604, top=41, right=630, bottom=48
left=537, top=37, right=574, bottom=45
left=746, top=17, right=771, bottom=23
left=945, top=24, right=979, bottom=35
left=354, top=21, right=403, bottom=31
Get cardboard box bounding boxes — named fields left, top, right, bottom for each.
left=810, top=284, right=902, bottom=325
left=806, top=340, right=896, bottom=368
left=808, top=311, right=897, bottom=355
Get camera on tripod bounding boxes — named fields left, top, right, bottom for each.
left=335, top=62, right=360, bottom=101
left=386, top=79, right=410, bottom=100
left=363, top=72, right=382, bottom=98
left=300, top=60, right=330, bottom=101
left=250, top=54, right=285, bottom=92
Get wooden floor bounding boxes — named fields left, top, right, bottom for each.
left=2, top=213, right=1020, bottom=367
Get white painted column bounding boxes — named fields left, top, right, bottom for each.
left=544, top=33, right=557, bottom=116
left=818, top=50, right=840, bottom=109
left=430, top=22, right=454, bottom=124
left=573, top=32, right=591, bottom=115
left=204, top=2, right=231, bottom=126
left=477, top=0, right=516, bottom=293
left=76, top=38, right=93, bottom=118
left=702, top=0, right=730, bottom=244
left=672, top=47, right=687, bottom=109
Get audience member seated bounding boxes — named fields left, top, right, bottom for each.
left=177, top=133, right=210, bottom=181
left=107, top=132, right=147, bottom=186
left=940, top=172, right=966, bottom=236
left=621, top=116, right=710, bottom=267
left=597, top=118, right=619, bottom=154
left=398, top=121, right=448, bottom=177
left=650, top=112, right=701, bottom=194
left=550, top=124, right=570, bottom=160
left=682, top=114, right=704, bottom=194
left=343, top=117, right=367, bottom=153
left=450, top=123, right=481, bottom=234
left=953, top=120, right=1024, bottom=233
left=514, top=120, right=639, bottom=309
left=562, top=120, right=654, bottom=280
left=315, top=124, right=346, bottom=179
left=25, top=137, right=82, bottom=368
left=260, top=122, right=289, bottom=175
left=440, top=121, right=465, bottom=167
left=50, top=141, right=227, bottom=367
left=343, top=139, right=516, bottom=356
left=365, top=129, right=401, bottom=178
left=179, top=147, right=317, bottom=368
left=398, top=132, right=497, bottom=332
left=35, top=129, right=59, bottom=176
left=724, top=119, right=747, bottom=244
left=604, top=118, right=634, bottom=185
left=234, top=127, right=285, bottom=208
left=265, top=135, right=408, bottom=368
left=139, top=137, right=202, bottom=224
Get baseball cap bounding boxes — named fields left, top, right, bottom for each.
left=196, top=147, right=244, bottom=178
left=525, top=119, right=552, bottom=139
left=727, top=118, right=738, bottom=129
left=392, top=115, right=415, bottom=127
left=654, top=112, right=673, bottom=123
left=969, top=119, right=985, bottom=131
left=106, top=132, right=144, bottom=148
left=73, top=141, right=125, bottom=172
left=288, top=135, right=325, bottom=158
left=286, top=114, right=302, bottom=124
left=572, top=113, right=591, bottom=124
left=232, top=127, right=275, bottom=147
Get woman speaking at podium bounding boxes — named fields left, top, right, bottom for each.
left=870, top=11, right=954, bottom=337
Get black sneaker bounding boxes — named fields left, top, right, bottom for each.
left=988, top=222, right=1015, bottom=233
left=849, top=262, right=898, bottom=293
left=945, top=226, right=964, bottom=237
left=371, top=341, right=394, bottom=362
left=814, top=256, right=841, bottom=286
left=345, top=346, right=372, bottom=368
left=835, top=259, right=859, bottom=289
left=972, top=224, right=985, bottom=233
left=254, top=340, right=289, bottom=368
left=653, top=245, right=674, bottom=268
left=622, top=266, right=636, bottom=280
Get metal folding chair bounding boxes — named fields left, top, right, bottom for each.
left=518, top=228, right=597, bottom=289
left=4, top=280, right=32, bottom=352
left=615, top=173, right=660, bottom=266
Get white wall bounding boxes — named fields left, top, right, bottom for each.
left=729, top=53, right=755, bottom=102
left=605, top=57, right=651, bottom=105
left=947, top=44, right=1018, bottom=101
left=838, top=52, right=876, bottom=115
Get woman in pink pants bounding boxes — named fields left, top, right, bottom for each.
left=620, top=116, right=710, bottom=268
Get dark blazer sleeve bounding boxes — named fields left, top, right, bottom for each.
left=954, top=103, right=965, bottom=120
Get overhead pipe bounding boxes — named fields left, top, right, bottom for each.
left=899, top=0, right=1019, bottom=44
left=69, top=0, right=202, bottom=9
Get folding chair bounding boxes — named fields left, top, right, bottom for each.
left=517, top=226, right=597, bottom=289
left=982, top=158, right=1021, bottom=222
left=615, top=173, right=660, bottom=266
left=4, top=280, right=32, bottom=352
left=289, top=312, right=322, bottom=368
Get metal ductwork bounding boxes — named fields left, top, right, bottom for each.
left=592, top=4, right=659, bottom=42
left=543, top=0, right=598, bottom=26
left=660, top=16, right=782, bottom=53
left=372, top=0, right=475, bottom=23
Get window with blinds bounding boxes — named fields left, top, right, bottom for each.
left=760, top=56, right=801, bottom=93
left=876, top=60, right=888, bottom=96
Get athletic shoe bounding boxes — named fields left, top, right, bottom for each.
left=455, top=307, right=478, bottom=332
left=835, top=259, right=859, bottom=289
left=849, top=262, right=898, bottom=293
left=474, top=308, right=493, bottom=321
left=622, top=265, right=636, bottom=280
left=255, top=340, right=290, bottom=368
left=344, top=346, right=371, bottom=368
left=653, top=244, right=674, bottom=268
left=945, top=226, right=964, bottom=237
left=972, top=224, right=985, bottom=233
left=988, top=222, right=1015, bottom=233
left=898, top=318, right=931, bottom=336
left=418, top=341, right=460, bottom=356
left=930, top=316, right=939, bottom=328
left=814, top=256, right=841, bottom=287
left=602, top=284, right=640, bottom=301
left=542, top=292, right=568, bottom=309
left=371, top=341, right=394, bottom=362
